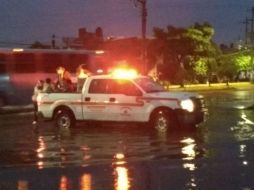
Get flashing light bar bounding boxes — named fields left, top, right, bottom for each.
left=112, top=68, right=138, bottom=79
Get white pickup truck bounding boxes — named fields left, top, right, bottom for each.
left=37, top=73, right=206, bottom=131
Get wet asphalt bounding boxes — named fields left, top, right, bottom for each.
left=0, top=88, right=254, bottom=190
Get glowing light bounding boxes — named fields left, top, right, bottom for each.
left=56, top=66, right=65, bottom=76
left=241, top=112, right=254, bottom=125
left=183, top=163, right=197, bottom=171
left=60, top=176, right=69, bottom=190
left=180, top=99, right=194, bottom=112
left=97, top=69, right=104, bottom=74
left=113, top=153, right=130, bottom=190
left=80, top=174, right=92, bottom=190
left=18, top=180, right=28, bottom=190
left=115, top=166, right=130, bottom=190
left=112, top=68, right=138, bottom=79
left=185, top=177, right=197, bottom=188
left=243, top=161, right=248, bottom=165
left=37, top=153, right=44, bottom=158
left=78, top=69, right=89, bottom=79
left=36, top=136, right=45, bottom=169
left=181, top=138, right=196, bottom=160
left=182, top=144, right=196, bottom=160
left=181, top=138, right=195, bottom=144
left=236, top=105, right=246, bottom=110
left=114, top=153, right=126, bottom=165
left=240, top=144, right=246, bottom=158
left=12, top=48, right=24, bottom=52
left=37, top=161, right=44, bottom=169
left=83, top=155, right=91, bottom=161
left=95, top=50, right=104, bottom=54
left=115, top=153, right=125, bottom=159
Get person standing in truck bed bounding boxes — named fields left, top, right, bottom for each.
left=43, top=78, right=55, bottom=93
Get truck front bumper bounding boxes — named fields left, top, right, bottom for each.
left=176, top=109, right=207, bottom=125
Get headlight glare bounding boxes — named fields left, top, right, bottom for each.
left=180, top=99, right=194, bottom=112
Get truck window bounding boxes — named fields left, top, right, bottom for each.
left=89, top=79, right=109, bottom=94
left=134, top=77, right=166, bottom=93
left=88, top=79, right=142, bottom=96
left=108, top=79, right=142, bottom=96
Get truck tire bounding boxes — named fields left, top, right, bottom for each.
left=150, top=110, right=175, bottom=131
left=54, top=109, right=75, bottom=128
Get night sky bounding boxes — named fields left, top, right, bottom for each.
left=0, top=0, right=253, bottom=47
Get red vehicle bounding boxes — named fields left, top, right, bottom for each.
left=0, top=48, right=106, bottom=106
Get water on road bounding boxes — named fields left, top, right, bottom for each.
left=0, top=89, right=254, bottom=190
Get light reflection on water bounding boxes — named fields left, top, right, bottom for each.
left=181, top=137, right=198, bottom=189
left=0, top=123, right=206, bottom=190
left=113, top=153, right=130, bottom=190
left=30, top=125, right=206, bottom=170
left=80, top=174, right=92, bottom=190
left=14, top=137, right=201, bottom=190
left=58, top=174, right=93, bottom=190
left=231, top=110, right=254, bottom=141
left=230, top=109, right=254, bottom=171
left=2, top=90, right=254, bottom=189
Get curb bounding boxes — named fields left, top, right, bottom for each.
left=0, top=105, right=33, bottom=115
left=166, top=82, right=254, bottom=91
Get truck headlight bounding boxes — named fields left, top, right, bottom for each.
left=180, top=99, right=194, bottom=112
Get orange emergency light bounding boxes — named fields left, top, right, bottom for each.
left=111, top=68, right=138, bottom=79
left=78, top=69, right=89, bottom=79
left=56, top=66, right=65, bottom=76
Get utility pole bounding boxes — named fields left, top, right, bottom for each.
left=242, top=17, right=249, bottom=45
left=51, top=34, right=56, bottom=49
left=242, top=7, right=254, bottom=46
left=131, top=0, right=147, bottom=73
left=247, top=6, right=254, bottom=82
left=248, top=6, right=254, bottom=45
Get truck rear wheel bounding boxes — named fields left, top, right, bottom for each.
left=55, top=109, right=75, bottom=128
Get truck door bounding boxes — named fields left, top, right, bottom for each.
left=82, top=79, right=145, bottom=122
left=106, top=79, right=145, bottom=122
left=82, top=79, right=109, bottom=120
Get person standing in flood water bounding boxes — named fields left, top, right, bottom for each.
left=32, top=80, right=44, bottom=124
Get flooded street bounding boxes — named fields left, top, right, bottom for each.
left=0, top=88, right=254, bottom=190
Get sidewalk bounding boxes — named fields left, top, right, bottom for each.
left=167, top=82, right=254, bottom=91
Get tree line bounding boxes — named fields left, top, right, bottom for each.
left=30, top=22, right=253, bottom=84
left=147, top=22, right=253, bottom=84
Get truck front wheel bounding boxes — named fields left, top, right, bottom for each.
left=55, top=109, right=75, bottom=128
left=150, top=110, right=175, bottom=131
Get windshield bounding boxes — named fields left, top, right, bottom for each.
left=134, top=77, right=166, bottom=93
